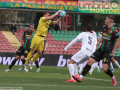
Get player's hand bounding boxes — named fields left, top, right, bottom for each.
left=58, top=10, right=63, bottom=13
left=55, top=10, right=63, bottom=15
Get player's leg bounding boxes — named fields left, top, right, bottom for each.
left=18, top=55, right=26, bottom=71
left=5, top=46, right=24, bottom=72
left=102, top=53, right=116, bottom=86
left=31, top=36, right=44, bottom=63
left=65, top=59, right=76, bottom=82
left=112, top=57, right=120, bottom=69
left=96, top=62, right=100, bottom=73
left=89, top=62, right=97, bottom=75
left=74, top=63, right=78, bottom=75
left=72, top=49, right=102, bottom=82
left=78, top=63, right=84, bottom=74
left=110, top=62, right=114, bottom=72
left=35, top=60, right=40, bottom=72
left=25, top=35, right=39, bottom=65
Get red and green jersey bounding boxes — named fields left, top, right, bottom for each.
left=100, top=26, right=119, bottom=51
left=22, top=31, right=35, bottom=48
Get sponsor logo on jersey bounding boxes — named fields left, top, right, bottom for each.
left=103, top=33, right=112, bottom=37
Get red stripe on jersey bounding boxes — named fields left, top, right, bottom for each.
left=104, top=29, right=111, bottom=48
left=110, top=29, right=115, bottom=49
left=26, top=32, right=32, bottom=47
left=22, top=38, right=26, bottom=47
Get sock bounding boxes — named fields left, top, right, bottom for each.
left=81, top=64, right=91, bottom=76
left=74, top=63, right=78, bottom=75
left=25, top=52, right=33, bottom=64
left=80, top=75, right=84, bottom=79
left=110, top=62, right=114, bottom=70
left=9, top=59, right=17, bottom=69
left=105, top=69, right=113, bottom=78
left=32, top=53, right=40, bottom=62
left=35, top=61, right=39, bottom=68
left=68, top=64, right=74, bottom=79
left=89, top=63, right=97, bottom=74
left=21, top=59, right=25, bottom=65
left=79, top=63, right=84, bottom=74
left=112, top=76, right=115, bottom=79
left=114, top=60, right=120, bottom=69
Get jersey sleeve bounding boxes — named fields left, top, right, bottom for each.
left=113, top=29, right=119, bottom=39
left=41, top=17, right=46, bottom=21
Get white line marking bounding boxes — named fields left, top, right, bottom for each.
left=0, top=83, right=120, bottom=88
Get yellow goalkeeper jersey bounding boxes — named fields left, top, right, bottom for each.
left=35, top=17, right=51, bottom=36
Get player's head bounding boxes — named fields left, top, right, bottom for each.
left=29, top=24, right=34, bottom=32
left=85, top=24, right=92, bottom=32
left=105, top=15, right=115, bottom=25
left=43, top=12, right=50, bottom=17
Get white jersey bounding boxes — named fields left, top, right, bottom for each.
left=64, top=32, right=97, bottom=56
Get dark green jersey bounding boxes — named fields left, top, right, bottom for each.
left=22, top=31, right=35, bottom=48
left=100, top=26, right=119, bottom=51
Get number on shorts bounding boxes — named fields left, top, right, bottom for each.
left=88, top=36, right=92, bottom=45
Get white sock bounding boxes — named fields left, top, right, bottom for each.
left=79, top=63, right=84, bottom=74
left=89, top=63, right=96, bottom=74
left=68, top=64, right=74, bottom=79
left=112, top=76, right=115, bottom=79
left=74, top=63, right=78, bottom=75
left=114, top=60, right=120, bottom=69
left=80, top=75, right=84, bottom=79
left=110, top=62, right=114, bottom=70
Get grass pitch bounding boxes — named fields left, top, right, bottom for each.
left=0, top=65, right=120, bottom=90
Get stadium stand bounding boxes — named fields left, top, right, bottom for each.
left=0, top=31, right=16, bottom=52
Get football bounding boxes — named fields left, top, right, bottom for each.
left=59, top=11, right=66, bottom=17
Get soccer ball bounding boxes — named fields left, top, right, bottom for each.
left=59, top=11, right=66, bottom=17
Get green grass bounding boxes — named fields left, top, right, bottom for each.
left=0, top=65, right=120, bottom=90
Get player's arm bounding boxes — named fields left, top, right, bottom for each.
left=97, top=37, right=103, bottom=45
left=21, top=32, right=25, bottom=45
left=45, top=10, right=63, bottom=20
left=52, top=17, right=61, bottom=25
left=111, top=29, right=119, bottom=56
left=64, top=33, right=83, bottom=51
left=112, top=38, right=119, bottom=57
left=44, top=42, right=48, bottom=52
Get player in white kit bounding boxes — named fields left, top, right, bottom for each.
left=64, top=24, right=97, bottom=82
left=79, top=30, right=100, bottom=75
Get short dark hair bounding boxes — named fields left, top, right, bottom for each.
left=42, top=12, right=49, bottom=16
left=29, top=24, right=34, bottom=28
left=107, top=15, right=115, bottom=20
left=86, top=24, right=92, bottom=31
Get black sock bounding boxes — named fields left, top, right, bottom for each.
left=81, top=64, right=91, bottom=76
left=9, top=59, right=17, bottom=69
left=105, top=69, right=113, bottom=78
left=35, top=61, right=39, bottom=68
left=21, top=59, right=25, bottom=65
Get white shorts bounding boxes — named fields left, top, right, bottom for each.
left=71, top=50, right=89, bottom=64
